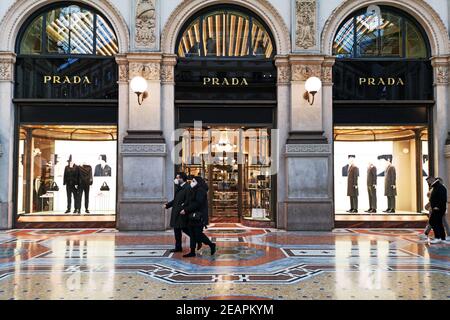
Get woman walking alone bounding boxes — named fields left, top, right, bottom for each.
left=181, top=176, right=216, bottom=257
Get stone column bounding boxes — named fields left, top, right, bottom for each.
left=117, top=53, right=167, bottom=230
left=161, top=54, right=177, bottom=229
left=274, top=55, right=290, bottom=228
left=283, top=54, right=334, bottom=230
left=0, top=52, right=15, bottom=229
left=431, top=56, right=449, bottom=186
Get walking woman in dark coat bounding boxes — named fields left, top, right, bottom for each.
left=181, top=176, right=216, bottom=257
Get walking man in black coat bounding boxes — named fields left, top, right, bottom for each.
left=164, top=172, right=191, bottom=252
left=426, top=176, right=447, bottom=244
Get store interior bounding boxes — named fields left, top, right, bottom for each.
left=177, top=127, right=274, bottom=223
left=334, top=126, right=429, bottom=216
left=17, top=125, right=117, bottom=221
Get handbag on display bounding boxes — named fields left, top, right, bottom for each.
left=100, top=182, right=110, bottom=191
left=49, top=182, right=59, bottom=192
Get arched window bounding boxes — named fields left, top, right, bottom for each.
left=176, top=6, right=275, bottom=59
left=333, top=6, right=429, bottom=59
left=17, top=3, right=118, bottom=56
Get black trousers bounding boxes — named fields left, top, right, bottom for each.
left=174, top=227, right=190, bottom=249
left=430, top=209, right=446, bottom=240
left=77, top=184, right=90, bottom=211
left=387, top=196, right=396, bottom=210
left=350, top=196, right=358, bottom=210
left=66, top=184, right=78, bottom=210
left=368, top=186, right=377, bottom=210
left=188, top=225, right=213, bottom=250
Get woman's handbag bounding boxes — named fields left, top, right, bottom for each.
left=189, top=212, right=203, bottom=222
left=49, top=182, right=59, bottom=192
left=100, top=182, right=110, bottom=191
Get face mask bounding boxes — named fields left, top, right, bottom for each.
left=174, top=178, right=179, bottom=185
left=191, top=181, right=197, bottom=188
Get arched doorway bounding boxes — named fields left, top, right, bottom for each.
left=173, top=5, right=277, bottom=226
left=332, top=5, right=433, bottom=225
left=13, top=2, right=119, bottom=228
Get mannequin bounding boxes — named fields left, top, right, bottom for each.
left=94, top=154, right=112, bottom=177
left=63, top=155, right=80, bottom=214
left=378, top=155, right=396, bottom=213
left=365, top=161, right=377, bottom=213
left=346, top=155, right=359, bottom=213
left=77, top=161, right=93, bottom=214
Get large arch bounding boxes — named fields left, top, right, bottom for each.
left=321, top=0, right=450, bottom=56
left=0, top=0, right=130, bottom=53
left=161, top=0, right=291, bottom=55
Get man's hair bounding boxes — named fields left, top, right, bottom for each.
left=176, top=172, right=188, bottom=182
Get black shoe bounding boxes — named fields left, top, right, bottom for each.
left=197, top=242, right=202, bottom=250
left=364, top=209, right=371, bottom=213
left=169, top=248, right=182, bottom=253
left=183, top=252, right=196, bottom=258
left=65, top=210, right=71, bottom=214
left=210, top=243, right=217, bottom=256
left=370, top=209, right=377, bottom=213
left=352, top=209, right=358, bottom=213
left=85, top=210, right=90, bottom=214
left=346, top=210, right=353, bottom=213
left=383, top=209, right=390, bottom=213
left=389, top=210, right=395, bottom=213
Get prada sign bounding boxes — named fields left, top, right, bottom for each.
left=202, top=77, right=249, bottom=86
left=333, top=60, right=433, bottom=101
left=358, top=77, right=405, bottom=86
left=43, top=75, right=92, bottom=85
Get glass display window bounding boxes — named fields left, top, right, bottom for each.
left=17, top=125, right=117, bottom=216
left=334, top=126, right=429, bottom=215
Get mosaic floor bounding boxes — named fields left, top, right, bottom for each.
left=0, top=224, right=448, bottom=300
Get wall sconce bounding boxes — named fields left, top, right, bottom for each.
left=130, top=76, right=148, bottom=105
left=303, top=76, right=322, bottom=105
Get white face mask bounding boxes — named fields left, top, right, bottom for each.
left=174, top=178, right=179, bottom=185
left=190, top=181, right=197, bottom=188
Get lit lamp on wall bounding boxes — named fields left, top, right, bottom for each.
left=130, top=76, right=148, bottom=105
left=303, top=76, right=322, bottom=105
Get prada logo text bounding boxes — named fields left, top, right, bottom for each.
left=359, top=77, right=405, bottom=86
left=43, top=76, right=92, bottom=84
left=202, top=77, right=249, bottom=86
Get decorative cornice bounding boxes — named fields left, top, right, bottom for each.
left=321, top=0, right=449, bottom=56
left=121, top=143, right=167, bottom=155
left=286, top=144, right=331, bottom=155
left=0, top=52, right=16, bottom=82
left=161, top=0, right=290, bottom=55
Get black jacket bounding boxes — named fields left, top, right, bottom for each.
left=429, top=180, right=447, bottom=213
left=367, top=165, right=377, bottom=186
left=78, top=165, right=93, bottom=186
left=94, top=164, right=112, bottom=177
left=183, top=185, right=209, bottom=227
left=166, top=183, right=191, bottom=228
left=64, top=165, right=79, bottom=186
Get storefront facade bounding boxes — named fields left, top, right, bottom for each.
left=0, top=0, right=448, bottom=230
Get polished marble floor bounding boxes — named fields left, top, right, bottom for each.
left=0, top=224, right=448, bottom=300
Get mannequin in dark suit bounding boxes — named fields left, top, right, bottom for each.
left=346, top=155, right=359, bottom=213
left=77, top=163, right=93, bottom=214
left=63, top=155, right=79, bottom=214
left=365, top=162, right=377, bottom=213
left=378, top=155, right=396, bottom=213
left=94, top=154, right=112, bottom=177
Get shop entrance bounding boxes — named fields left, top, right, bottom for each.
left=177, top=127, right=275, bottom=223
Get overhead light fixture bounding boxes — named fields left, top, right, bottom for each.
left=130, top=76, right=148, bottom=105
left=303, top=76, right=322, bottom=105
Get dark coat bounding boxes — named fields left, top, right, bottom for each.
left=78, top=165, right=93, bottom=186
left=183, top=186, right=209, bottom=227
left=64, top=165, right=79, bottom=186
left=367, top=165, right=377, bottom=186
left=94, top=164, right=112, bottom=177
left=167, top=183, right=191, bottom=228
left=384, top=164, right=397, bottom=196
left=429, top=180, right=447, bottom=213
left=347, top=165, right=359, bottom=196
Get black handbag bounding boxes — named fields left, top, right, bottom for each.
left=189, top=212, right=203, bottom=222
left=100, top=182, right=110, bottom=191
left=49, top=182, right=59, bottom=192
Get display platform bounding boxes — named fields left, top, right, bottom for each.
left=335, top=213, right=428, bottom=228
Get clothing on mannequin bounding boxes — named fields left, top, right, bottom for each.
left=77, top=163, right=93, bottom=213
